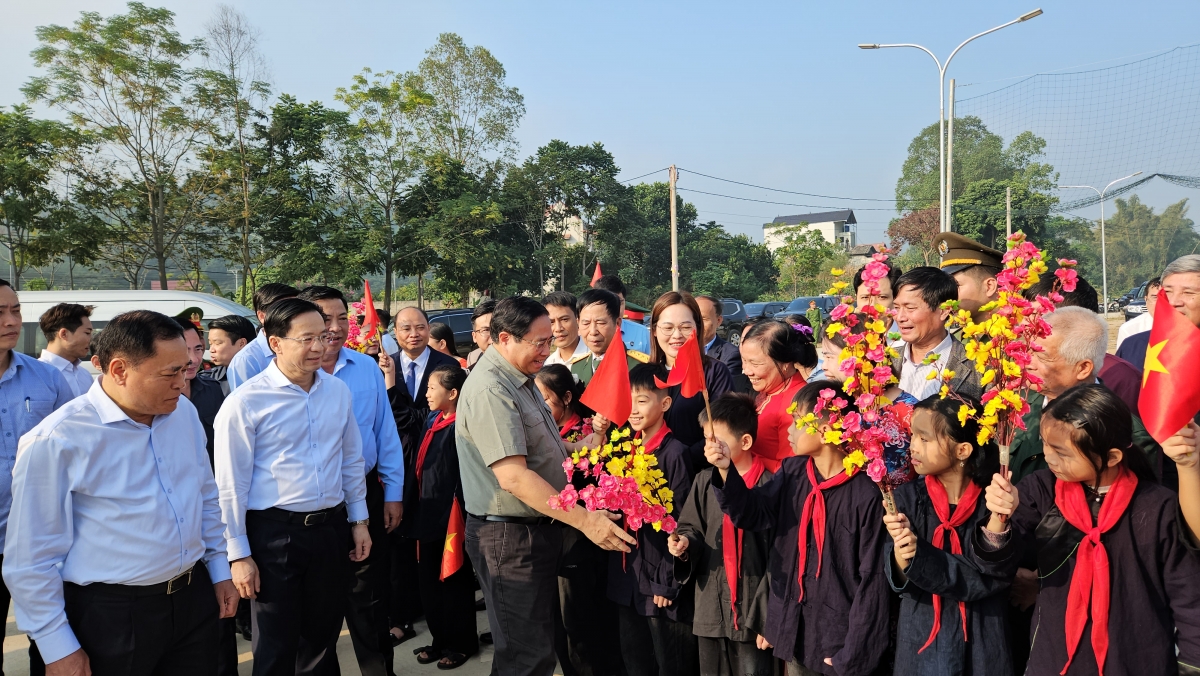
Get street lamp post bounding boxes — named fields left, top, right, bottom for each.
left=859, top=8, right=1043, bottom=233
left=1058, top=171, right=1143, bottom=318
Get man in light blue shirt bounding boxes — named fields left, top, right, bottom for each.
left=0, top=281, right=75, bottom=675
left=226, top=282, right=298, bottom=390
left=215, top=298, right=371, bottom=676
left=36, top=302, right=95, bottom=398
left=300, top=286, right=404, bottom=676
left=4, top=310, right=238, bottom=676
left=593, top=274, right=651, bottom=355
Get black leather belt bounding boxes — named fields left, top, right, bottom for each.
left=251, top=503, right=347, bottom=526
left=472, top=513, right=554, bottom=526
left=68, top=566, right=197, bottom=597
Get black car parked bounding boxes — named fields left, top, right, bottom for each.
left=775, top=295, right=840, bottom=323
left=744, top=301, right=789, bottom=319
left=425, top=307, right=476, bottom=358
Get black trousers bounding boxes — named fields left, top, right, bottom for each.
left=466, top=516, right=562, bottom=676
left=248, top=509, right=350, bottom=676
left=616, top=604, right=699, bottom=676
left=346, top=470, right=394, bottom=676
left=388, top=534, right=422, bottom=628
left=63, top=561, right=220, bottom=676
left=416, top=538, right=479, bottom=657
left=557, top=529, right=626, bottom=676
left=697, top=636, right=778, bottom=676
left=218, top=618, right=239, bottom=676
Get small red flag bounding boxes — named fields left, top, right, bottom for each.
left=580, top=328, right=632, bottom=427
left=440, top=497, right=465, bottom=581
left=654, top=331, right=706, bottom=398
left=1138, top=290, right=1200, bottom=442
left=360, top=279, right=380, bottom=343
left=590, top=262, right=603, bottom=287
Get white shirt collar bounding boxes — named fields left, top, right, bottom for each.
left=39, top=349, right=79, bottom=369
left=903, top=331, right=954, bottom=366
left=263, top=359, right=327, bottom=393
left=400, top=345, right=431, bottom=371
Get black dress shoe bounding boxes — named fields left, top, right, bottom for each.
left=479, top=632, right=492, bottom=645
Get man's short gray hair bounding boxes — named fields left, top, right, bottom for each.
left=1163, top=254, right=1200, bottom=280
left=1045, top=306, right=1108, bottom=372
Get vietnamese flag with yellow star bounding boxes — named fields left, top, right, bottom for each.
left=1138, top=290, right=1200, bottom=442
left=440, top=497, right=465, bottom=581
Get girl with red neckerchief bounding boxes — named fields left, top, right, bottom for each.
left=884, top=395, right=1011, bottom=675
left=740, top=321, right=817, bottom=471
left=975, top=384, right=1200, bottom=676
left=534, top=364, right=594, bottom=446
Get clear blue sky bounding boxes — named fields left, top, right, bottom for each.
left=3, top=0, right=1198, bottom=244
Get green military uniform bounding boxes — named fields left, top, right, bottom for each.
left=934, top=232, right=1004, bottom=276
left=569, top=347, right=649, bottom=385
left=1008, top=390, right=1164, bottom=484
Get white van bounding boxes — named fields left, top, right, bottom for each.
left=14, top=290, right=257, bottom=361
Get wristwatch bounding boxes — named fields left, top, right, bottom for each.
left=350, top=519, right=370, bottom=527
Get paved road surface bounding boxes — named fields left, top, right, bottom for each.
left=5, top=600, right=499, bottom=675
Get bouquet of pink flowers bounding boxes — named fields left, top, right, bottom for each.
left=549, top=428, right=677, bottom=533
left=343, top=301, right=375, bottom=353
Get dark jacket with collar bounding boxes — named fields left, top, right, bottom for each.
left=1008, top=390, right=1163, bottom=485
left=884, top=478, right=1012, bottom=676
left=674, top=466, right=773, bottom=642
left=387, top=347, right=461, bottom=504
left=406, top=414, right=463, bottom=541
left=894, top=335, right=983, bottom=401
left=607, top=432, right=696, bottom=622
left=712, top=456, right=890, bottom=674
left=706, top=335, right=742, bottom=379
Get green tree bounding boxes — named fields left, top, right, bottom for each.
left=682, top=222, right=777, bottom=301
left=894, top=116, right=1056, bottom=212
left=774, top=225, right=836, bottom=298
left=414, top=33, right=525, bottom=172
left=25, top=2, right=213, bottom=289
left=1103, top=196, right=1198, bottom=293
left=598, top=182, right=698, bottom=304
left=0, top=105, right=85, bottom=288
left=194, top=5, right=272, bottom=300
left=333, top=68, right=433, bottom=306
left=886, top=206, right=940, bottom=266
left=1041, top=214, right=1100, bottom=283
left=953, top=179, right=1055, bottom=250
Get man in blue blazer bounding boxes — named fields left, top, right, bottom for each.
left=697, top=295, right=743, bottom=380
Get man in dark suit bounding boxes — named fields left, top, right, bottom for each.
left=386, top=306, right=459, bottom=645
left=696, top=294, right=742, bottom=379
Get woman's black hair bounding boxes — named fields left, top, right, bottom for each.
left=429, top=322, right=457, bottom=354
left=535, top=364, right=591, bottom=418
left=743, top=319, right=817, bottom=368
left=1041, top=383, right=1157, bottom=485
left=429, top=362, right=466, bottom=394
left=791, top=379, right=858, bottom=421
left=913, top=394, right=1000, bottom=487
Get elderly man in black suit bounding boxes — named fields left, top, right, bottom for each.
left=385, top=306, right=460, bottom=646
left=696, top=294, right=743, bottom=380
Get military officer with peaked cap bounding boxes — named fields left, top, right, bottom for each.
left=934, top=231, right=1004, bottom=320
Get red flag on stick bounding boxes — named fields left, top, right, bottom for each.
left=1139, top=291, right=1200, bottom=442
left=360, top=279, right=380, bottom=343
left=440, top=497, right=465, bottom=581
left=591, top=262, right=603, bottom=287
left=654, top=331, right=706, bottom=398
left=580, top=329, right=632, bottom=427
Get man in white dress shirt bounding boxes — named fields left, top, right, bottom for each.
left=226, top=283, right=298, bottom=390
left=37, top=303, right=94, bottom=398
left=4, top=310, right=238, bottom=676
left=542, top=291, right=588, bottom=368
left=215, top=298, right=371, bottom=676
left=892, top=267, right=982, bottom=401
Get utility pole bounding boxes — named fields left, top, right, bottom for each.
left=947, top=79, right=955, bottom=232
left=669, top=165, right=679, bottom=291
left=1006, top=186, right=1012, bottom=238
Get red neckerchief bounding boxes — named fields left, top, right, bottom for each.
left=415, top=412, right=456, bottom=494
left=639, top=423, right=671, bottom=454
left=723, top=455, right=766, bottom=629
left=559, top=412, right=582, bottom=440
left=918, top=474, right=983, bottom=653
left=797, top=460, right=857, bottom=601
left=1054, top=466, right=1138, bottom=676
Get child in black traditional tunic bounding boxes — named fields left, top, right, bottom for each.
left=608, top=363, right=698, bottom=676
left=975, top=384, right=1200, bottom=676
left=669, top=393, right=778, bottom=676
left=884, top=395, right=1011, bottom=675
left=411, top=364, right=478, bottom=669
left=708, top=380, right=890, bottom=676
